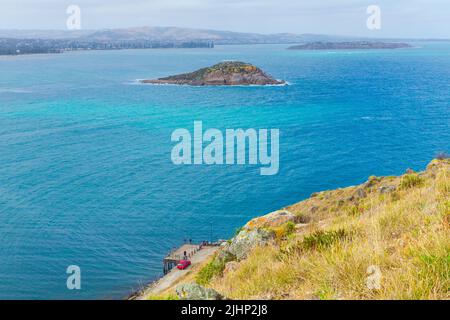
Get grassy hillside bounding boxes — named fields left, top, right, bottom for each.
left=150, top=158, right=450, bottom=300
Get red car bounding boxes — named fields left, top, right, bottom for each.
left=177, top=260, right=191, bottom=270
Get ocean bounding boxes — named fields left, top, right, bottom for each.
left=0, top=43, right=449, bottom=299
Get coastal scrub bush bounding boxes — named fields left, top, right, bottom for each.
left=400, top=173, right=424, bottom=189
left=196, top=253, right=235, bottom=286
left=300, top=228, right=351, bottom=251
left=284, top=221, right=296, bottom=235
left=196, top=259, right=225, bottom=286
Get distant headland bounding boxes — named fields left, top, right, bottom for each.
left=141, top=61, right=285, bottom=86
left=288, top=41, right=413, bottom=50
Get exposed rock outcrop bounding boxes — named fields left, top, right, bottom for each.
left=222, top=228, right=274, bottom=261
left=218, top=209, right=301, bottom=261
left=244, top=209, right=299, bottom=229
left=176, top=283, right=224, bottom=300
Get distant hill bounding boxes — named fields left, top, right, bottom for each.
left=0, top=27, right=356, bottom=45
left=83, top=27, right=353, bottom=44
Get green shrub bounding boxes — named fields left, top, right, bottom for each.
left=400, top=174, right=424, bottom=189
left=284, top=221, right=296, bottom=235
left=196, top=253, right=235, bottom=286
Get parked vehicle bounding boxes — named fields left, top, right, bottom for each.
left=177, top=260, right=191, bottom=270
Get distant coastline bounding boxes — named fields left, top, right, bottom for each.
left=0, top=38, right=214, bottom=56
left=288, top=41, right=413, bottom=50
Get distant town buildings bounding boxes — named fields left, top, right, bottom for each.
left=0, top=38, right=214, bottom=55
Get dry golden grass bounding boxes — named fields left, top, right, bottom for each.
left=208, top=159, right=450, bottom=300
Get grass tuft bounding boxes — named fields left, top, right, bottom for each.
left=301, top=228, right=352, bottom=251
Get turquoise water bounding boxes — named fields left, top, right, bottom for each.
left=0, top=43, right=449, bottom=299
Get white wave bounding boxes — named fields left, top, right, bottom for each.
left=131, top=79, right=290, bottom=87
left=360, top=116, right=392, bottom=121
left=0, top=87, right=33, bottom=94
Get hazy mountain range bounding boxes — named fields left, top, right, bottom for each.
left=79, top=27, right=353, bottom=44
left=1, top=26, right=438, bottom=45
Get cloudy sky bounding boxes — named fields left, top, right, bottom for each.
left=0, top=0, right=449, bottom=38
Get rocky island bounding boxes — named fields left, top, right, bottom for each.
left=288, top=41, right=412, bottom=50
left=141, top=61, right=285, bottom=86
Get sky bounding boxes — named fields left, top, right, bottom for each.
left=0, top=0, right=449, bottom=38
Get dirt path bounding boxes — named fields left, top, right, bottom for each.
left=134, top=246, right=218, bottom=299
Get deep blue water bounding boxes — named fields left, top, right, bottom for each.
left=0, top=43, right=449, bottom=299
